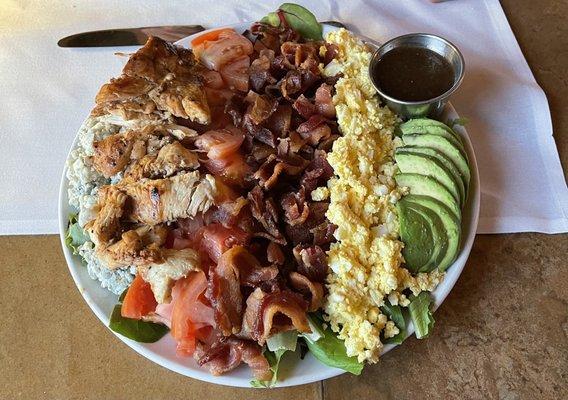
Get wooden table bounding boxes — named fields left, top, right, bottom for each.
left=1, top=1, right=566, bottom=398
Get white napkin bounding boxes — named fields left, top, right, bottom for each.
left=0, top=0, right=566, bottom=235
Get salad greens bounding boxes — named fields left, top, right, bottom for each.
left=380, top=300, right=407, bottom=345
left=65, top=213, right=89, bottom=255
left=261, top=3, right=323, bottom=40
left=251, top=331, right=298, bottom=388
left=301, top=314, right=363, bottom=375
left=109, top=296, right=169, bottom=343
left=408, top=291, right=435, bottom=339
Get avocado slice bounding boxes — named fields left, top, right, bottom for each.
left=394, top=147, right=463, bottom=207
left=405, top=194, right=461, bottom=271
left=395, top=173, right=461, bottom=220
left=402, top=134, right=470, bottom=189
left=399, top=198, right=448, bottom=273
left=397, top=200, right=434, bottom=269
left=400, top=121, right=466, bottom=155
left=400, top=118, right=460, bottom=140
left=396, top=146, right=466, bottom=206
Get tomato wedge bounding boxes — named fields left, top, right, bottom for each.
left=219, top=56, right=250, bottom=92
left=170, top=271, right=215, bottom=356
left=121, top=274, right=157, bottom=319
left=190, top=28, right=236, bottom=47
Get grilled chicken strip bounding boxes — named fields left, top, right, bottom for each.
left=124, top=142, right=200, bottom=182
left=124, top=171, right=217, bottom=225
left=92, top=125, right=198, bottom=178
left=99, top=225, right=168, bottom=269
left=139, top=248, right=201, bottom=304
left=85, top=186, right=127, bottom=247
left=93, top=36, right=211, bottom=124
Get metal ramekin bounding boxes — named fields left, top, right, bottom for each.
left=369, top=33, right=465, bottom=119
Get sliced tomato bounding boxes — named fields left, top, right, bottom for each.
left=121, top=274, right=157, bottom=319
left=190, top=28, right=236, bottom=48
left=195, top=128, right=245, bottom=160
left=198, top=31, right=253, bottom=71
left=170, top=271, right=215, bottom=356
left=219, top=56, right=250, bottom=92
left=202, top=70, right=225, bottom=89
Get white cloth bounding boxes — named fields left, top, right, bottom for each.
left=0, top=0, right=566, bottom=234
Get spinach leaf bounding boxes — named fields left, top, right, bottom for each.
left=65, top=213, right=89, bottom=255
left=260, top=11, right=280, bottom=27
left=279, top=3, right=323, bottom=40
left=381, top=300, right=407, bottom=345
left=260, top=3, right=323, bottom=41
left=109, top=305, right=169, bottom=343
left=302, top=317, right=363, bottom=375
left=408, top=291, right=435, bottom=339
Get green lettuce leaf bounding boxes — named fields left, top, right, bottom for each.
left=267, top=329, right=298, bottom=352
left=65, top=213, right=89, bottom=254
left=109, top=305, right=169, bottom=343
left=381, top=300, right=407, bottom=345
left=260, top=3, right=323, bottom=40
left=302, top=315, right=363, bottom=375
left=408, top=291, right=435, bottom=339
left=250, top=348, right=287, bottom=388
left=251, top=330, right=298, bottom=388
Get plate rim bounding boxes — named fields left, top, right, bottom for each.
left=58, top=21, right=480, bottom=388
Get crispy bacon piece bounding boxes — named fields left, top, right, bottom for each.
left=281, top=189, right=310, bottom=226
left=206, top=245, right=280, bottom=344
left=297, top=115, right=331, bottom=146
left=249, top=49, right=276, bottom=92
left=247, top=186, right=286, bottom=244
left=314, top=83, right=336, bottom=119
left=265, top=104, right=292, bottom=137
left=293, top=245, right=328, bottom=283
left=285, top=202, right=329, bottom=246
left=200, top=223, right=250, bottom=264
left=293, top=94, right=317, bottom=119
left=244, top=91, right=279, bottom=125
left=224, top=94, right=246, bottom=127
left=323, top=43, right=339, bottom=65
left=194, top=338, right=271, bottom=380
left=220, top=246, right=279, bottom=287
left=266, top=242, right=285, bottom=265
left=289, top=271, right=324, bottom=312
left=310, top=222, right=337, bottom=247
left=253, top=153, right=308, bottom=190
left=242, top=288, right=310, bottom=344
left=280, top=41, right=319, bottom=68
left=207, top=248, right=244, bottom=335
left=279, top=70, right=303, bottom=99
left=301, top=149, right=334, bottom=194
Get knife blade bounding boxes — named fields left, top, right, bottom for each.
left=58, top=25, right=205, bottom=47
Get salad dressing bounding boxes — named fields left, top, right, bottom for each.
left=371, top=46, right=455, bottom=102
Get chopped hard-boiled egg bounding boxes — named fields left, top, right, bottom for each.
left=323, top=29, right=444, bottom=363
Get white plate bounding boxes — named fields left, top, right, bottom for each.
left=58, top=22, right=480, bottom=388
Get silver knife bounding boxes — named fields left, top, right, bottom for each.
left=57, top=21, right=349, bottom=48
left=57, top=25, right=206, bottom=47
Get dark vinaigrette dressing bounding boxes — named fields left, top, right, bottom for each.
left=372, top=47, right=455, bottom=102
